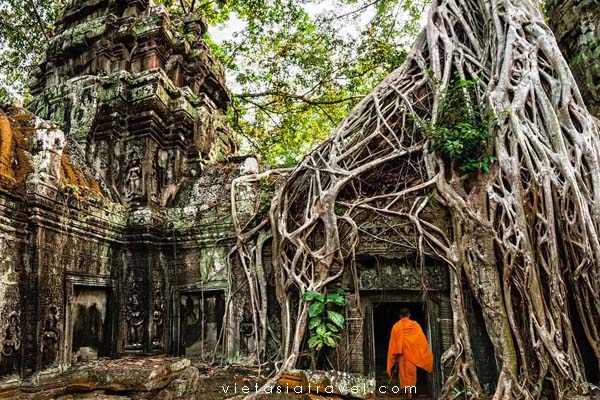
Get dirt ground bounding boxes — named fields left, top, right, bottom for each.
left=0, top=357, right=433, bottom=399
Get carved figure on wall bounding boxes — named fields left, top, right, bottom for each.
left=150, top=150, right=163, bottom=203
left=126, top=271, right=144, bottom=347
left=94, top=139, right=110, bottom=182
left=241, top=308, right=256, bottom=355
left=152, top=279, right=164, bottom=347
left=165, top=150, right=176, bottom=185
left=124, top=148, right=142, bottom=201
left=0, top=312, right=20, bottom=375
left=33, top=121, right=66, bottom=184
left=112, top=141, right=123, bottom=180
left=69, top=87, right=97, bottom=145
left=41, top=306, right=60, bottom=368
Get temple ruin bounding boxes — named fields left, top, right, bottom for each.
left=0, top=0, right=503, bottom=398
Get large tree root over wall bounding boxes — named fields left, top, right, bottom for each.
left=232, top=0, right=600, bottom=398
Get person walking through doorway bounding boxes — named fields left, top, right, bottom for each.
left=387, top=307, right=433, bottom=398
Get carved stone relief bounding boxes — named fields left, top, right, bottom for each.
left=124, top=144, right=143, bottom=203
left=30, top=120, right=66, bottom=186
left=152, top=276, right=164, bottom=348
left=41, top=306, right=60, bottom=368
left=0, top=312, right=20, bottom=375
left=358, top=259, right=448, bottom=291
left=93, top=139, right=111, bottom=184
left=125, top=270, right=144, bottom=349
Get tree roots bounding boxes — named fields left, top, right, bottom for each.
left=231, top=0, right=600, bottom=398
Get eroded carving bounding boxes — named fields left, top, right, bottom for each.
left=41, top=306, right=60, bottom=368
left=124, top=147, right=143, bottom=202
left=0, top=313, right=20, bottom=375
left=28, top=120, right=66, bottom=186
left=126, top=270, right=144, bottom=348
left=152, top=278, right=164, bottom=348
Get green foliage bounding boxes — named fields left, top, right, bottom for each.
left=302, top=289, right=347, bottom=355
left=0, top=0, right=67, bottom=97
left=0, top=84, right=13, bottom=107
left=210, top=0, right=426, bottom=165
left=258, top=176, right=274, bottom=213
left=424, top=73, right=496, bottom=173
left=1, top=0, right=428, bottom=164
left=451, top=384, right=474, bottom=399
left=64, top=183, right=82, bottom=197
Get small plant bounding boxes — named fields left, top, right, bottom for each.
left=303, top=288, right=347, bottom=369
left=64, top=183, right=82, bottom=196
left=422, top=72, right=497, bottom=173
left=451, top=385, right=474, bottom=399
left=258, top=176, right=272, bottom=213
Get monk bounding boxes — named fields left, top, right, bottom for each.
left=386, top=308, right=433, bottom=398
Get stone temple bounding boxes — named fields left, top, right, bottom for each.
left=0, top=0, right=500, bottom=398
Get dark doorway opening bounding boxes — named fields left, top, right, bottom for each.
left=71, top=286, right=112, bottom=360
left=179, top=290, right=225, bottom=358
left=373, top=301, right=430, bottom=396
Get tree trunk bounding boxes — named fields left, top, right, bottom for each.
left=234, top=1, right=600, bottom=398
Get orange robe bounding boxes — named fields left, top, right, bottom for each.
left=386, top=317, right=434, bottom=389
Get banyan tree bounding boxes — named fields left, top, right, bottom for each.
left=233, top=0, right=600, bottom=398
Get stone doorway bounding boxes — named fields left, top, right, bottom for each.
left=362, top=293, right=444, bottom=399
left=176, top=290, right=225, bottom=358
left=372, top=301, right=430, bottom=397
left=71, top=287, right=111, bottom=361
left=65, top=275, right=116, bottom=366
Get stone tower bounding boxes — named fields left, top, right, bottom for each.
left=28, top=0, right=238, bottom=207
left=0, top=0, right=251, bottom=379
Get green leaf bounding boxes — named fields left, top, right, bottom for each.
left=322, top=333, right=336, bottom=348
left=308, top=302, right=325, bottom=318
left=325, top=293, right=345, bottom=306
left=316, top=324, right=327, bottom=335
left=327, top=310, right=345, bottom=328
left=303, top=290, right=319, bottom=301
left=309, top=317, right=321, bottom=330
left=308, top=335, right=323, bottom=350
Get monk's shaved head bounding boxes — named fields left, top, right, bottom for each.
left=399, top=307, right=410, bottom=318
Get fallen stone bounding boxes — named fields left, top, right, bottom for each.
left=0, top=358, right=192, bottom=399
left=154, top=366, right=200, bottom=400
left=279, top=370, right=375, bottom=400
left=61, top=358, right=191, bottom=393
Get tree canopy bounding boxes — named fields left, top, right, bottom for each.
left=0, top=0, right=65, bottom=100
left=0, top=0, right=427, bottom=165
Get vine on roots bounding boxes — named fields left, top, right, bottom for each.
left=231, top=0, right=600, bottom=399
left=422, top=73, right=497, bottom=173
left=303, top=289, right=347, bottom=369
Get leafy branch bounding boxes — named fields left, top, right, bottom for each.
left=421, top=72, right=497, bottom=173
left=303, top=289, right=347, bottom=370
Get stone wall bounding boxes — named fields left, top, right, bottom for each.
left=0, top=106, right=257, bottom=378
left=548, top=0, right=600, bottom=116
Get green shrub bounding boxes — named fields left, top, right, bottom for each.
left=423, top=73, right=496, bottom=173
left=302, top=289, right=347, bottom=368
